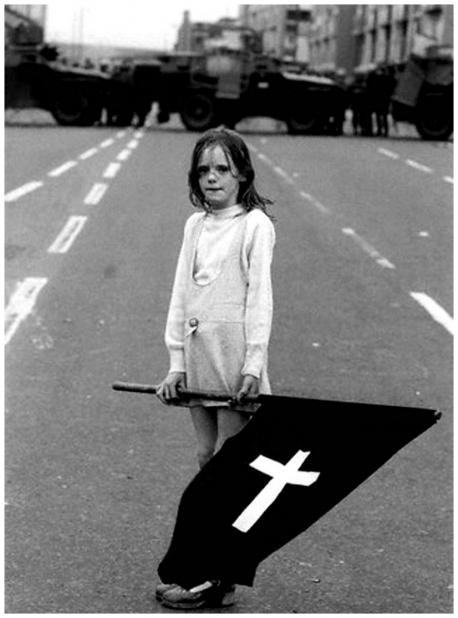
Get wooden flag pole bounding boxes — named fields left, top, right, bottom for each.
left=112, top=380, right=259, bottom=406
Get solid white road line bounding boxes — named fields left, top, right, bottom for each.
left=79, top=147, right=98, bottom=160
left=405, top=159, right=433, bottom=173
left=5, top=181, right=44, bottom=202
left=100, top=138, right=115, bottom=148
left=342, top=227, right=395, bottom=269
left=48, top=216, right=87, bottom=253
left=410, top=292, right=454, bottom=336
left=48, top=161, right=77, bottom=177
left=84, top=182, right=108, bottom=205
left=378, top=148, right=400, bottom=159
left=103, top=162, right=121, bottom=178
left=5, top=277, right=48, bottom=345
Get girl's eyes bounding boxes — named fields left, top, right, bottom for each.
left=197, top=165, right=231, bottom=176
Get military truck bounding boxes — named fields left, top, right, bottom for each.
left=6, top=6, right=345, bottom=133
left=5, top=5, right=110, bottom=126
left=391, top=46, right=453, bottom=141
left=144, top=49, right=347, bottom=134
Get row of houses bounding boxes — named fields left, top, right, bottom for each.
left=176, top=4, right=453, bottom=74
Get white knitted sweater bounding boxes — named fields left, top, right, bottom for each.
left=165, top=204, right=275, bottom=378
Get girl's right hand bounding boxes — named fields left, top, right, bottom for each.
left=156, top=371, right=187, bottom=404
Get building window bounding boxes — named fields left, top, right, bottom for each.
left=286, top=9, right=310, bottom=22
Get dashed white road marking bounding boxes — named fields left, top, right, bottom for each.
left=116, top=149, right=132, bottom=161
left=342, top=227, right=395, bottom=269
left=443, top=176, right=453, bottom=184
left=84, top=182, right=108, bottom=205
left=273, top=166, right=294, bottom=184
left=100, top=138, right=115, bottom=148
left=79, top=147, right=98, bottom=160
left=418, top=231, right=430, bottom=238
left=5, top=277, right=48, bottom=345
left=406, top=159, right=433, bottom=173
left=48, top=216, right=87, bottom=254
left=257, top=152, right=272, bottom=165
left=134, top=130, right=144, bottom=138
left=103, top=162, right=121, bottom=178
left=116, top=131, right=126, bottom=138
left=300, top=191, right=329, bottom=214
left=311, top=199, right=329, bottom=214
left=48, top=160, right=77, bottom=177
left=378, top=147, right=400, bottom=159
left=127, top=139, right=139, bottom=149
left=5, top=181, right=44, bottom=202
left=410, top=292, right=454, bottom=335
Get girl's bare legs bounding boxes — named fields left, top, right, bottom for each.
left=217, top=408, right=250, bottom=449
left=190, top=406, right=250, bottom=469
left=190, top=406, right=218, bottom=469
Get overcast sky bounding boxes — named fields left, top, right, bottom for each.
left=45, top=1, right=242, bottom=51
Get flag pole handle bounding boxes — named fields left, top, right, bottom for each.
left=112, top=381, right=259, bottom=404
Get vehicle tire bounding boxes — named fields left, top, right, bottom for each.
left=286, top=106, right=321, bottom=134
left=51, top=83, right=97, bottom=126
left=180, top=92, right=218, bottom=131
left=415, top=92, right=453, bottom=141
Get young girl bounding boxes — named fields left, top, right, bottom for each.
left=155, top=127, right=275, bottom=609
left=156, top=128, right=275, bottom=608
left=157, top=127, right=275, bottom=465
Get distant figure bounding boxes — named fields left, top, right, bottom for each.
left=349, top=72, right=372, bottom=136
left=328, top=70, right=348, bottom=135
left=367, top=65, right=397, bottom=137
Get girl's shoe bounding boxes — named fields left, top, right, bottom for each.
left=159, top=580, right=236, bottom=610
left=155, top=582, right=179, bottom=600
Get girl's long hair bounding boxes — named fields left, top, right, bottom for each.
left=188, top=127, right=274, bottom=220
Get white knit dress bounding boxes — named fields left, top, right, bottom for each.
left=165, top=204, right=275, bottom=409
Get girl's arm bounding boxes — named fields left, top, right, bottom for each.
left=242, top=212, right=276, bottom=379
left=164, top=215, right=197, bottom=373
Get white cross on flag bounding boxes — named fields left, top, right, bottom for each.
left=157, top=394, right=440, bottom=590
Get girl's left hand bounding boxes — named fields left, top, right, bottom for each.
left=236, top=374, right=259, bottom=403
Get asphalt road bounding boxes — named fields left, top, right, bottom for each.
left=5, top=119, right=453, bottom=613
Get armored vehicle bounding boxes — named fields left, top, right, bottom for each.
left=391, top=46, right=453, bottom=141
left=147, top=49, right=347, bottom=134
left=6, top=5, right=110, bottom=126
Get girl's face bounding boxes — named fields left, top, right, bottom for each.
left=197, top=145, right=243, bottom=210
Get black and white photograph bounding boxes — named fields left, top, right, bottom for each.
left=4, top=2, right=453, bottom=613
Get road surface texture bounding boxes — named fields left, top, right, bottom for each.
left=5, top=116, right=453, bottom=613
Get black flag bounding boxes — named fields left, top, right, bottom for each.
left=157, top=394, right=440, bottom=589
